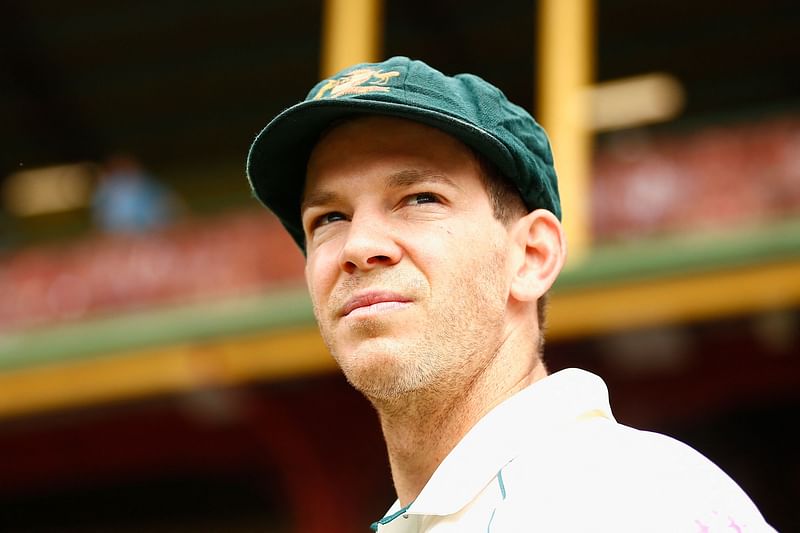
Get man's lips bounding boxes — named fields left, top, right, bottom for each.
left=340, top=291, right=413, bottom=317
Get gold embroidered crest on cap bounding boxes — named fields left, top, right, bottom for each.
left=313, top=68, right=400, bottom=100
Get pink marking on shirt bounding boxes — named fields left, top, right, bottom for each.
left=727, top=517, right=742, bottom=533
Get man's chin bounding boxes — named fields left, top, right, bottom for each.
left=336, top=348, right=424, bottom=400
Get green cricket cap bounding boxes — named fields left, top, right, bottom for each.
left=246, top=56, right=560, bottom=248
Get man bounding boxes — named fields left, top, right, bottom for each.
left=246, top=57, right=774, bottom=532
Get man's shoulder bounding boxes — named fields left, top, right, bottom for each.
left=496, top=418, right=775, bottom=531
left=505, top=417, right=720, bottom=491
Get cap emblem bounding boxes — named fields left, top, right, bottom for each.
left=313, top=68, right=400, bottom=100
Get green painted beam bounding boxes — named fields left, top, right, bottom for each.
left=0, top=287, right=314, bottom=371
left=556, top=217, right=800, bottom=289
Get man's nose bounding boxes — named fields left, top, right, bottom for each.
left=338, top=213, right=402, bottom=274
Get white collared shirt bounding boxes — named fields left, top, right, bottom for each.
left=371, top=368, right=775, bottom=532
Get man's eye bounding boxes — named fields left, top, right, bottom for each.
left=314, top=212, right=347, bottom=228
left=407, top=192, right=441, bottom=205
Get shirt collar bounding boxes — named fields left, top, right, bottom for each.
left=382, top=368, right=615, bottom=518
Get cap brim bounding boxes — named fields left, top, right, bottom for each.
left=246, top=98, right=515, bottom=249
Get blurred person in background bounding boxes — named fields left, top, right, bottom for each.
left=246, top=57, right=776, bottom=532
left=92, top=153, right=182, bottom=233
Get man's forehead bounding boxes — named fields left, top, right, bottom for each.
left=304, top=115, right=476, bottom=178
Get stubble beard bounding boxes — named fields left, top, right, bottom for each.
left=314, top=248, right=509, bottom=410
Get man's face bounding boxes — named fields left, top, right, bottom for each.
left=302, top=116, right=515, bottom=401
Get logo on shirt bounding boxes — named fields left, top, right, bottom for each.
left=313, top=68, right=400, bottom=100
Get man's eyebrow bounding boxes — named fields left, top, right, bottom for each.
left=301, top=189, right=339, bottom=213
left=386, top=169, right=461, bottom=190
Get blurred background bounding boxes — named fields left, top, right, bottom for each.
left=1, top=0, right=798, bottom=531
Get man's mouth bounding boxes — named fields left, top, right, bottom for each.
left=340, top=291, right=413, bottom=318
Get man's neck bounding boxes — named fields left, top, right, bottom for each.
left=372, top=341, right=547, bottom=506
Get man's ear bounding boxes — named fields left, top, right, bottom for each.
left=508, top=209, right=567, bottom=302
